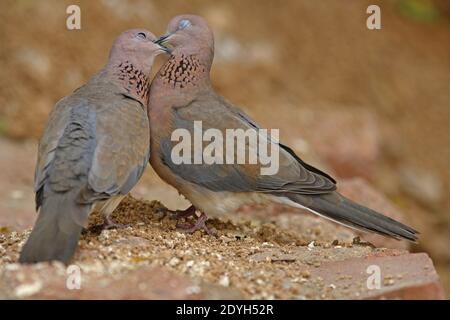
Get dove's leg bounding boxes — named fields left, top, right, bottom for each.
left=176, top=212, right=216, bottom=235
left=162, top=205, right=216, bottom=234
left=97, top=195, right=129, bottom=229
left=103, top=216, right=129, bottom=230
left=170, top=205, right=197, bottom=220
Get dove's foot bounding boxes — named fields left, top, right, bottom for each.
left=176, top=212, right=216, bottom=236
left=171, top=205, right=197, bottom=220
left=102, top=216, right=130, bottom=230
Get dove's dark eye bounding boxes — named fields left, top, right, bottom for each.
left=136, top=32, right=147, bottom=40
left=178, top=19, right=192, bottom=30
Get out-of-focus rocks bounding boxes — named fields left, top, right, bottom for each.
left=0, top=138, right=36, bottom=230
left=297, top=109, right=380, bottom=181
left=213, top=35, right=277, bottom=65
left=100, top=0, right=158, bottom=21
left=15, top=48, right=51, bottom=79
left=399, top=165, right=443, bottom=208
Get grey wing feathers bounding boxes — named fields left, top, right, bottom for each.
left=34, top=100, right=97, bottom=211
left=160, top=138, right=251, bottom=192
left=86, top=98, right=150, bottom=199
left=34, top=98, right=73, bottom=210
left=35, top=96, right=149, bottom=208
left=160, top=97, right=336, bottom=195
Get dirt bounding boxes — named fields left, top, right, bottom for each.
left=0, top=195, right=416, bottom=300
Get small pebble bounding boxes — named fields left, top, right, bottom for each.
left=218, top=275, right=230, bottom=287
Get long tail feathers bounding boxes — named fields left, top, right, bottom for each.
left=19, top=194, right=90, bottom=264
left=288, top=192, right=419, bottom=242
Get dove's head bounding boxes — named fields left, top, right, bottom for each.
left=156, top=15, right=214, bottom=64
left=109, top=28, right=169, bottom=74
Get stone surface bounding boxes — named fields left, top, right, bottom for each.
left=310, top=251, right=444, bottom=299
left=399, top=165, right=443, bottom=208
left=297, top=109, right=380, bottom=181
left=0, top=263, right=202, bottom=299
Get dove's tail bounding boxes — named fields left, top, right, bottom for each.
left=19, top=192, right=91, bottom=264
left=287, top=192, right=419, bottom=242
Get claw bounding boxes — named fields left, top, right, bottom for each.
left=171, top=205, right=197, bottom=220
left=176, top=212, right=216, bottom=236
left=102, top=216, right=130, bottom=230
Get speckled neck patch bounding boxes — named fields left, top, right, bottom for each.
left=159, top=54, right=207, bottom=89
left=115, top=61, right=150, bottom=103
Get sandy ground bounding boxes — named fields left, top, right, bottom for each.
left=2, top=195, right=442, bottom=300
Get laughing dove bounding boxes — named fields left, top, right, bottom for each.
left=19, top=29, right=168, bottom=264
left=149, top=15, right=418, bottom=241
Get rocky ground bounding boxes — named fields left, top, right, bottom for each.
left=0, top=196, right=444, bottom=299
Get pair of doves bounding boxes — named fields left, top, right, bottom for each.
left=20, top=15, right=418, bottom=264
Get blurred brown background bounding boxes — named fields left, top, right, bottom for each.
left=0, top=0, right=449, bottom=295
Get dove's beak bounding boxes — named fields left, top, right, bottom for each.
left=155, top=32, right=173, bottom=45
left=158, top=43, right=172, bottom=54
left=152, top=39, right=172, bottom=54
